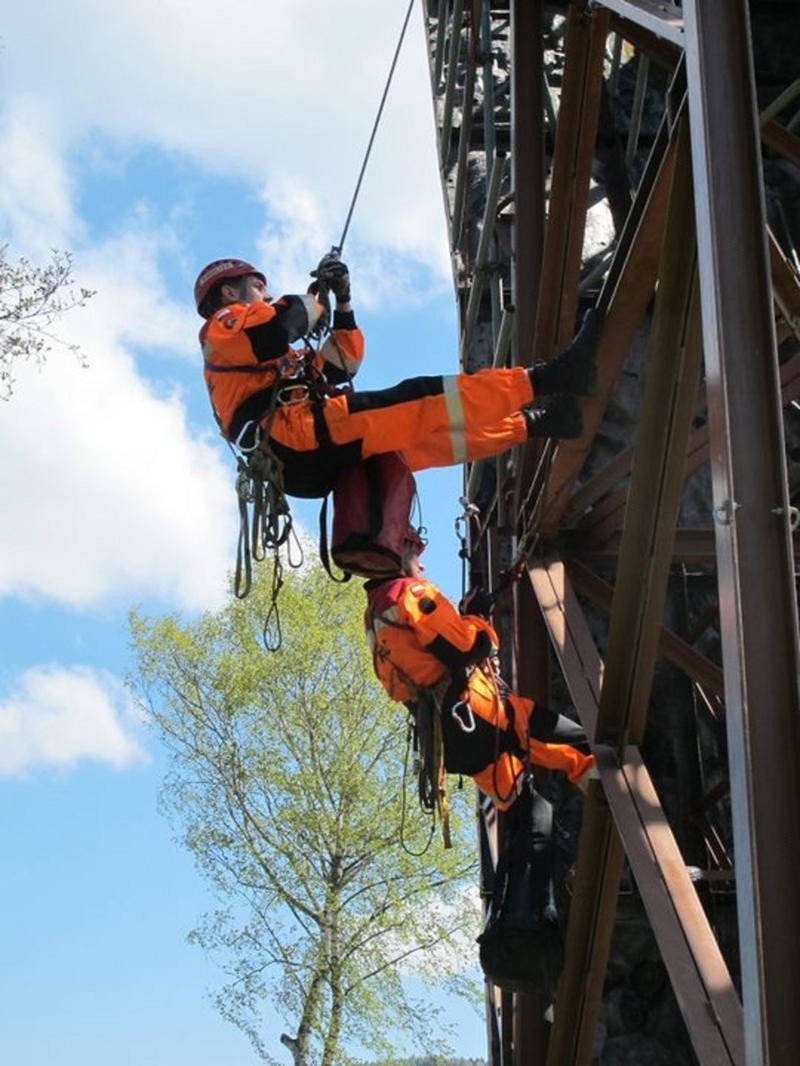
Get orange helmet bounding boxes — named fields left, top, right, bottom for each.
left=194, top=258, right=266, bottom=317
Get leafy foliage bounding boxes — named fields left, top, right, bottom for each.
left=359, top=1059, right=486, bottom=1066
left=0, top=244, right=95, bottom=399
left=130, top=563, right=481, bottom=1065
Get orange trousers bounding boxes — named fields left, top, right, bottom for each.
left=268, top=366, right=533, bottom=470
left=443, top=668, right=594, bottom=811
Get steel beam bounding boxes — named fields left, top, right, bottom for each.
left=591, top=0, right=684, bottom=47
left=439, top=0, right=465, bottom=161
left=595, top=117, right=702, bottom=745
left=510, top=0, right=545, bottom=368
left=545, top=120, right=706, bottom=1062
left=509, top=0, right=548, bottom=700
left=684, top=3, right=800, bottom=1061
left=530, top=3, right=609, bottom=363
left=598, top=744, right=745, bottom=1064
left=530, top=559, right=744, bottom=1066
left=539, top=115, right=678, bottom=536
left=567, top=560, right=725, bottom=698
left=574, top=351, right=800, bottom=545
left=508, top=13, right=552, bottom=1058
left=461, top=152, right=507, bottom=356
left=761, top=119, right=800, bottom=169
left=450, top=42, right=477, bottom=250
left=607, top=13, right=680, bottom=70
left=433, top=0, right=448, bottom=90
left=564, top=526, right=798, bottom=569
left=769, top=229, right=800, bottom=338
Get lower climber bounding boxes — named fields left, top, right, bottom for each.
left=195, top=255, right=602, bottom=498
left=363, top=525, right=595, bottom=809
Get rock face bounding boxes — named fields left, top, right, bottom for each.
left=429, top=1, right=800, bottom=1061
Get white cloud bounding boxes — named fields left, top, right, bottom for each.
left=0, top=227, right=236, bottom=612
left=0, top=664, right=148, bottom=776
left=0, top=0, right=450, bottom=278
left=0, top=97, right=79, bottom=254
left=0, top=0, right=450, bottom=617
left=78, top=231, right=198, bottom=356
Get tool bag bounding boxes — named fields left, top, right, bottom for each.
left=477, top=773, right=564, bottom=994
left=325, top=452, right=417, bottom=579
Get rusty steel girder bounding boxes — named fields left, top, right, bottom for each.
left=421, top=0, right=800, bottom=1062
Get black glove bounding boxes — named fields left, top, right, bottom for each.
left=459, top=586, right=494, bottom=619
left=311, top=252, right=351, bottom=303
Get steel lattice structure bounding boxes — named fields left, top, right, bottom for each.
left=421, top=2, right=800, bottom=1063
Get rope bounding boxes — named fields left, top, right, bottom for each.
left=456, top=439, right=557, bottom=609
left=334, top=0, right=416, bottom=254
left=399, top=716, right=437, bottom=857
left=229, top=381, right=306, bottom=648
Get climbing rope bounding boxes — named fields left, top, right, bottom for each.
left=399, top=683, right=453, bottom=854
left=334, top=0, right=416, bottom=255
left=399, top=716, right=438, bottom=857
left=455, top=496, right=481, bottom=593
left=230, top=376, right=305, bottom=648
left=456, top=436, right=558, bottom=608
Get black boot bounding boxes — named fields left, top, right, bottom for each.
left=529, top=307, right=603, bottom=397
left=524, top=394, right=583, bottom=440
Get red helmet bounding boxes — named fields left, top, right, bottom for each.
left=194, top=258, right=266, bottom=317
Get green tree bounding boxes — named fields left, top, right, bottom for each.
left=0, top=244, right=94, bottom=399
left=130, top=562, right=481, bottom=1065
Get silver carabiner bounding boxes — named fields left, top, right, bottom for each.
left=450, top=699, right=476, bottom=733
left=233, top=420, right=262, bottom=455
left=276, top=383, right=310, bottom=406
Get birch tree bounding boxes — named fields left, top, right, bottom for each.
left=130, top=563, right=481, bottom=1065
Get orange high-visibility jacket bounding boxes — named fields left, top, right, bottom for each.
left=365, top=575, right=593, bottom=809
left=365, top=575, right=498, bottom=701
left=200, top=296, right=364, bottom=442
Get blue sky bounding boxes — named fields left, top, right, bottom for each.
left=0, top=2, right=488, bottom=1061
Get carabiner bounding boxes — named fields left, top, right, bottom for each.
left=450, top=699, right=476, bottom=733
left=233, top=420, right=262, bottom=454
left=277, top=383, right=310, bottom=406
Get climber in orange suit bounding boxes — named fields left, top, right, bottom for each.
left=363, top=526, right=595, bottom=810
left=195, top=256, right=602, bottom=498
